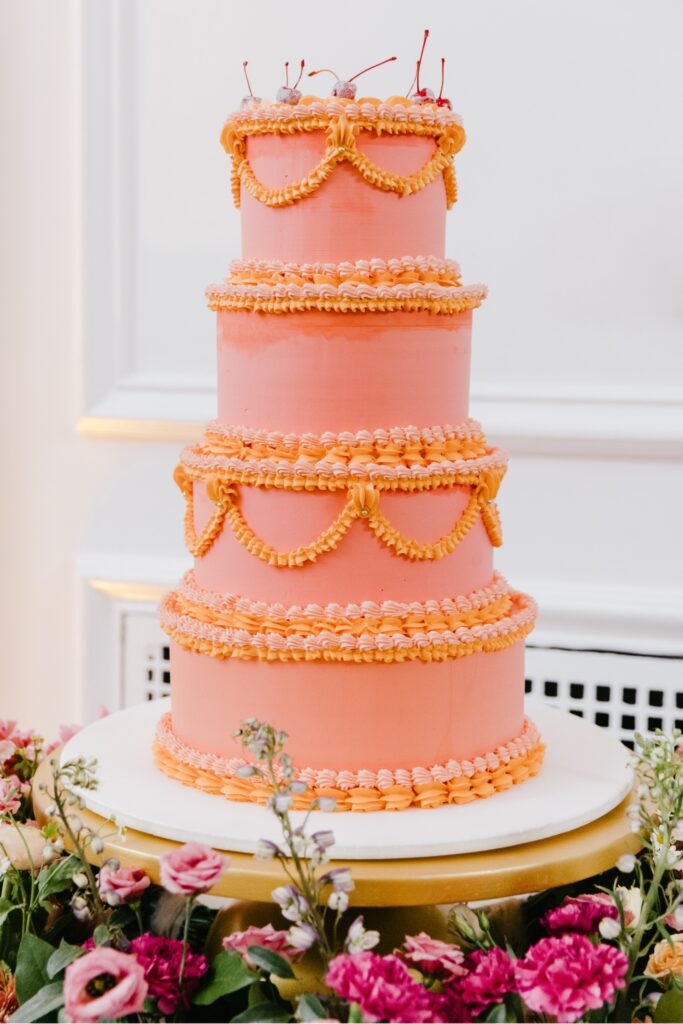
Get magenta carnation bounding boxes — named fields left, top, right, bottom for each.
left=458, top=948, right=516, bottom=1016
left=129, top=934, right=208, bottom=1014
left=515, top=933, right=628, bottom=1023
left=400, top=932, right=467, bottom=979
left=326, top=952, right=435, bottom=1023
left=223, top=923, right=304, bottom=969
left=542, top=894, right=618, bottom=935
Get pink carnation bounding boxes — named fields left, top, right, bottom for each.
left=542, top=893, right=618, bottom=935
left=0, top=721, right=17, bottom=741
left=98, top=864, right=151, bottom=906
left=400, top=932, right=467, bottom=979
left=64, top=947, right=147, bottom=1024
left=223, top=923, right=305, bottom=969
left=0, top=776, right=22, bottom=815
left=515, top=933, right=628, bottom=1023
left=129, top=933, right=208, bottom=1014
left=326, top=952, right=435, bottom=1023
left=458, top=948, right=516, bottom=1016
left=160, top=842, right=228, bottom=895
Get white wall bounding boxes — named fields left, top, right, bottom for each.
left=1, top=0, right=682, bottom=737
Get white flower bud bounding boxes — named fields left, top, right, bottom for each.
left=42, top=844, right=56, bottom=861
left=90, top=836, right=104, bottom=854
left=328, top=890, right=349, bottom=913
left=599, top=917, right=622, bottom=939
left=0, top=857, right=11, bottom=878
left=72, top=871, right=89, bottom=888
left=630, top=820, right=642, bottom=834
left=67, top=815, right=83, bottom=832
left=288, top=924, right=317, bottom=950
left=617, top=853, right=637, bottom=873
left=316, top=797, right=337, bottom=813
left=274, top=793, right=292, bottom=813
left=45, top=803, right=57, bottom=816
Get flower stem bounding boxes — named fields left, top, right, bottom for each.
left=177, top=895, right=194, bottom=1011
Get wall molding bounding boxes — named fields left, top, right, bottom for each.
left=79, top=553, right=683, bottom=660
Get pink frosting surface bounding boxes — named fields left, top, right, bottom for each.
left=170, top=639, right=526, bottom=772
left=217, top=310, right=472, bottom=434
left=241, top=133, right=446, bottom=263
left=192, top=483, right=494, bottom=605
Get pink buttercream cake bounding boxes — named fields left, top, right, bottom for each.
left=154, top=93, right=543, bottom=811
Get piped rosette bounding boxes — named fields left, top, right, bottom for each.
left=159, top=568, right=536, bottom=664
left=206, top=255, right=486, bottom=315
left=173, top=420, right=508, bottom=564
left=153, top=710, right=544, bottom=812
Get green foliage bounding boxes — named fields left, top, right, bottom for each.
left=246, top=945, right=296, bottom=979
left=231, top=1003, right=292, bottom=1022
left=36, top=856, right=79, bottom=903
left=46, top=940, right=84, bottom=979
left=655, top=986, right=683, bottom=1023
left=297, top=993, right=328, bottom=1021
left=192, top=949, right=255, bottom=1005
left=7, top=980, right=64, bottom=1023
left=14, top=933, right=54, bottom=1003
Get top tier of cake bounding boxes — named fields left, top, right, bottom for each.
left=222, top=97, right=465, bottom=262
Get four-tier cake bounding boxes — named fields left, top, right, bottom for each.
left=153, top=72, right=544, bottom=812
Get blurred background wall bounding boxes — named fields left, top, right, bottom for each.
left=1, top=0, right=682, bottom=738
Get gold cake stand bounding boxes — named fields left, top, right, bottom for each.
left=33, top=754, right=637, bottom=944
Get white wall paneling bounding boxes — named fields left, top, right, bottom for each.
left=2, top=0, right=682, bottom=736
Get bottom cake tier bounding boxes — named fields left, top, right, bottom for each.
left=154, top=573, right=543, bottom=811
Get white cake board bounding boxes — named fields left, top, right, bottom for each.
left=61, top=700, right=632, bottom=861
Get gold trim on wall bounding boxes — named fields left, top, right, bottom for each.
left=78, top=418, right=203, bottom=442
left=88, top=579, right=168, bottom=603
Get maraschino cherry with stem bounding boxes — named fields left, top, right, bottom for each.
left=308, top=55, right=397, bottom=99
left=276, top=59, right=305, bottom=104
left=240, top=61, right=262, bottom=108
left=436, top=57, right=452, bottom=109
left=408, top=29, right=435, bottom=104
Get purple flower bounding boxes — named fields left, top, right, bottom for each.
left=400, top=932, right=467, bottom=979
left=129, top=933, right=208, bottom=1015
left=515, top=933, right=628, bottom=1023
left=542, top=893, right=618, bottom=935
left=326, top=952, right=435, bottom=1023
left=458, top=948, right=516, bottom=1016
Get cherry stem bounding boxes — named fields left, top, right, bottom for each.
left=438, top=57, right=445, bottom=100
left=308, top=67, right=339, bottom=80
left=348, top=55, right=397, bottom=82
left=284, top=61, right=289, bottom=87
left=293, top=59, right=305, bottom=89
left=242, top=60, right=254, bottom=98
left=416, top=28, right=429, bottom=92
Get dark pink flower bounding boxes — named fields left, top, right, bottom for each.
left=325, top=952, right=435, bottom=1023
left=64, top=947, right=147, bottom=1023
left=458, top=948, right=516, bottom=1016
left=431, top=983, right=473, bottom=1023
left=160, top=842, right=228, bottom=895
left=400, top=932, right=467, bottom=979
left=542, top=893, right=618, bottom=935
left=515, top=933, right=628, bottom=1023
left=129, top=934, right=208, bottom=1015
left=223, top=923, right=305, bottom=969
left=97, top=864, right=150, bottom=906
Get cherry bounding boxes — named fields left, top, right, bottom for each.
left=240, top=60, right=261, bottom=109
left=408, top=29, right=435, bottom=104
left=276, top=59, right=305, bottom=104
left=436, top=57, right=452, bottom=109
left=308, top=56, right=397, bottom=100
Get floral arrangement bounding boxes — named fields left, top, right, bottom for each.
left=1, top=714, right=683, bottom=1023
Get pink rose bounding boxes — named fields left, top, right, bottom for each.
left=400, top=932, right=467, bottom=978
left=64, top=947, right=148, bottom=1023
left=98, top=864, right=151, bottom=906
left=223, top=924, right=306, bottom=969
left=160, top=842, right=228, bottom=895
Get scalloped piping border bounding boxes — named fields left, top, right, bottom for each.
left=206, top=283, right=486, bottom=315
left=153, top=714, right=545, bottom=812
left=222, top=115, right=463, bottom=209
left=159, top=586, right=536, bottom=662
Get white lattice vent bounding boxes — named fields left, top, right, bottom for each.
left=117, top=608, right=683, bottom=748
left=525, top=646, right=683, bottom=748
left=121, top=608, right=171, bottom=705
